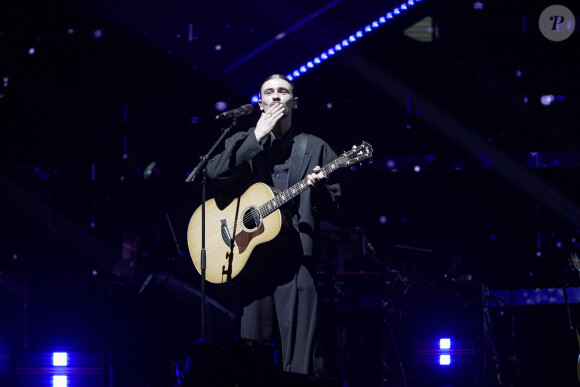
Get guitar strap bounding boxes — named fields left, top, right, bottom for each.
left=288, top=133, right=309, bottom=188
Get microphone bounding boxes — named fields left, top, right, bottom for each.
left=215, top=104, right=254, bottom=120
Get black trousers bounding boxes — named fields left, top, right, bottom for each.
left=240, top=263, right=322, bottom=375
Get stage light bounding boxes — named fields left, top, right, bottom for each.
left=439, top=338, right=451, bottom=350
left=53, top=352, right=68, bottom=366
left=541, top=95, right=555, bottom=106
left=53, top=375, right=67, bottom=387
left=270, top=1, right=425, bottom=100
left=439, top=354, right=451, bottom=365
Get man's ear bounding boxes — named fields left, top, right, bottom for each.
left=293, top=97, right=298, bottom=109
left=258, top=99, right=263, bottom=111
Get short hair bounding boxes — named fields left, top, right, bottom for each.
left=260, top=74, right=295, bottom=96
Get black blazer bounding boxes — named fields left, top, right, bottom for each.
left=206, top=127, right=341, bottom=256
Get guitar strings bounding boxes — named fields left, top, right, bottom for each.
left=223, top=155, right=346, bottom=236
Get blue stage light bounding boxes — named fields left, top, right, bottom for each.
left=280, top=1, right=424, bottom=97
left=439, top=338, right=451, bottom=350
left=53, top=352, right=68, bottom=367
left=53, top=375, right=68, bottom=387
left=439, top=354, right=451, bottom=366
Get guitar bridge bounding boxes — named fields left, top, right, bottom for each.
left=220, top=219, right=234, bottom=248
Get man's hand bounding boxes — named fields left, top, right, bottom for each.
left=306, top=166, right=326, bottom=187
left=254, top=102, right=284, bottom=143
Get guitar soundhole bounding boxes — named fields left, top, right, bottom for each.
left=242, top=207, right=261, bottom=230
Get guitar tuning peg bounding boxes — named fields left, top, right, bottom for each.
left=352, top=145, right=357, bottom=150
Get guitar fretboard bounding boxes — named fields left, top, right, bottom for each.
left=258, top=158, right=341, bottom=217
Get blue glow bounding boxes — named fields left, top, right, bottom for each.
left=439, top=354, right=451, bottom=366
left=53, top=375, right=68, bottom=387
left=251, top=95, right=259, bottom=103
left=281, top=1, right=423, bottom=88
left=53, top=352, right=68, bottom=367
left=439, top=338, right=451, bottom=350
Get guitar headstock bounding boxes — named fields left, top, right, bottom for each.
left=337, top=142, right=373, bottom=168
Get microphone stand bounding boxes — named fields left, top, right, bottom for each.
left=185, top=118, right=237, bottom=340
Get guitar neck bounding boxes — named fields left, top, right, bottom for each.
left=259, top=158, right=341, bottom=217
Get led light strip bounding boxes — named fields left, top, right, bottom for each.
left=251, top=0, right=423, bottom=102
left=287, top=0, right=422, bottom=81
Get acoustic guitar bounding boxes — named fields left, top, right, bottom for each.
left=187, top=142, right=373, bottom=284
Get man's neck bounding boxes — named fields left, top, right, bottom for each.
left=272, top=118, right=292, bottom=140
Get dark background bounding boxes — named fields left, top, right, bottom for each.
left=1, top=0, right=579, bottom=385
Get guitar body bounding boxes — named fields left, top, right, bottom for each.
left=187, top=183, right=282, bottom=284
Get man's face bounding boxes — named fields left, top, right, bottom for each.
left=259, top=78, right=297, bottom=116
